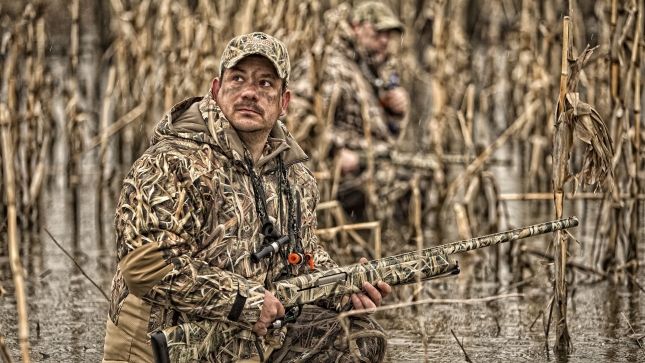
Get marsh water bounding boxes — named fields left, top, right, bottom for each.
left=0, top=153, right=643, bottom=363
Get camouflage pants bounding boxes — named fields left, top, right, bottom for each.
left=266, top=305, right=387, bottom=363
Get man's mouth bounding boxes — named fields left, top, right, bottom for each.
left=235, top=103, right=263, bottom=115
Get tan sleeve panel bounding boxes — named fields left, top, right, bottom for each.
left=102, top=317, right=132, bottom=362
left=119, top=242, right=174, bottom=299
left=117, top=294, right=154, bottom=363
left=102, top=294, right=153, bottom=363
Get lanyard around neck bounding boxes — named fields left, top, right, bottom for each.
left=244, top=154, right=302, bottom=253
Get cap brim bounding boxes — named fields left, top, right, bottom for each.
left=222, top=52, right=288, bottom=80
left=373, top=19, right=405, bottom=33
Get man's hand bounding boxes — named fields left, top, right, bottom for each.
left=343, top=257, right=392, bottom=318
left=252, top=290, right=285, bottom=336
left=339, top=148, right=360, bottom=175
left=384, top=87, right=409, bottom=115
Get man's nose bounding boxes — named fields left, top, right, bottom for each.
left=240, top=82, right=259, bottom=100
left=377, top=32, right=390, bottom=46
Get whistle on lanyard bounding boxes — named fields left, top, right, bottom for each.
left=251, top=235, right=289, bottom=263
left=288, top=252, right=314, bottom=270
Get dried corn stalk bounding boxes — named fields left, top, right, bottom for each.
left=569, top=93, right=616, bottom=193
left=552, top=18, right=615, bottom=353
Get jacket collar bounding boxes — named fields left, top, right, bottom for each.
left=162, top=90, right=308, bottom=168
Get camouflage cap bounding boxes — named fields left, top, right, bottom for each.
left=220, top=32, right=291, bottom=87
left=352, top=2, right=405, bottom=33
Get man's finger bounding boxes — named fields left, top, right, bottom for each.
left=263, top=290, right=286, bottom=318
left=362, top=282, right=382, bottom=305
left=376, top=281, right=392, bottom=297
left=386, top=88, right=409, bottom=114
left=351, top=293, right=362, bottom=309
left=351, top=292, right=375, bottom=308
left=252, top=322, right=268, bottom=336
left=357, top=292, right=376, bottom=310
left=276, top=303, right=285, bottom=318
left=349, top=293, right=370, bottom=318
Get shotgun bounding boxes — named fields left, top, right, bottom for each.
left=151, top=216, right=579, bottom=363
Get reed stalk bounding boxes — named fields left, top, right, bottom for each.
left=611, top=0, right=620, bottom=102
left=552, top=15, right=573, bottom=354
left=429, top=0, right=447, bottom=188
left=26, top=10, right=48, bottom=219
left=97, top=66, right=117, bottom=247
left=627, top=0, right=643, bottom=280
left=24, top=5, right=36, bottom=221
left=0, top=34, right=31, bottom=363
left=67, top=0, right=81, bottom=245
left=358, top=71, right=376, bottom=222
left=453, top=202, right=471, bottom=240
left=409, top=173, right=430, bottom=363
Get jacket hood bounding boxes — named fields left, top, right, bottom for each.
left=150, top=90, right=309, bottom=168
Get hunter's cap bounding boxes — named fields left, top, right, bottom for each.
left=352, top=2, right=405, bottom=33
left=220, top=32, right=291, bottom=87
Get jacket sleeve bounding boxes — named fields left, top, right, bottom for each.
left=115, top=148, right=265, bottom=326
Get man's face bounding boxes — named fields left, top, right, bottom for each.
left=353, top=22, right=394, bottom=65
left=212, top=55, right=290, bottom=135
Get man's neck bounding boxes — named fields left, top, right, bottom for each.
left=239, top=130, right=271, bottom=164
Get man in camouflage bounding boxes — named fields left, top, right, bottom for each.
left=288, top=2, right=410, bottom=222
left=101, top=32, right=391, bottom=363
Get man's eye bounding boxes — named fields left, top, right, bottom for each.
left=232, top=76, right=243, bottom=82
left=260, top=80, right=272, bottom=87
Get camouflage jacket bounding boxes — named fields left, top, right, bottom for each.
left=288, top=10, right=400, bottom=162
left=102, top=92, right=340, bottom=363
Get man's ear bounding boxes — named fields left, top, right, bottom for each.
left=211, top=78, right=221, bottom=99
left=280, top=89, right=291, bottom=117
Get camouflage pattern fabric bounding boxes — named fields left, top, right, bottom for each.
left=160, top=304, right=391, bottom=363
left=266, top=305, right=387, bottom=363
left=104, top=89, right=344, bottom=362
left=351, top=1, right=405, bottom=32
left=220, top=32, right=291, bottom=87
left=163, top=321, right=242, bottom=363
